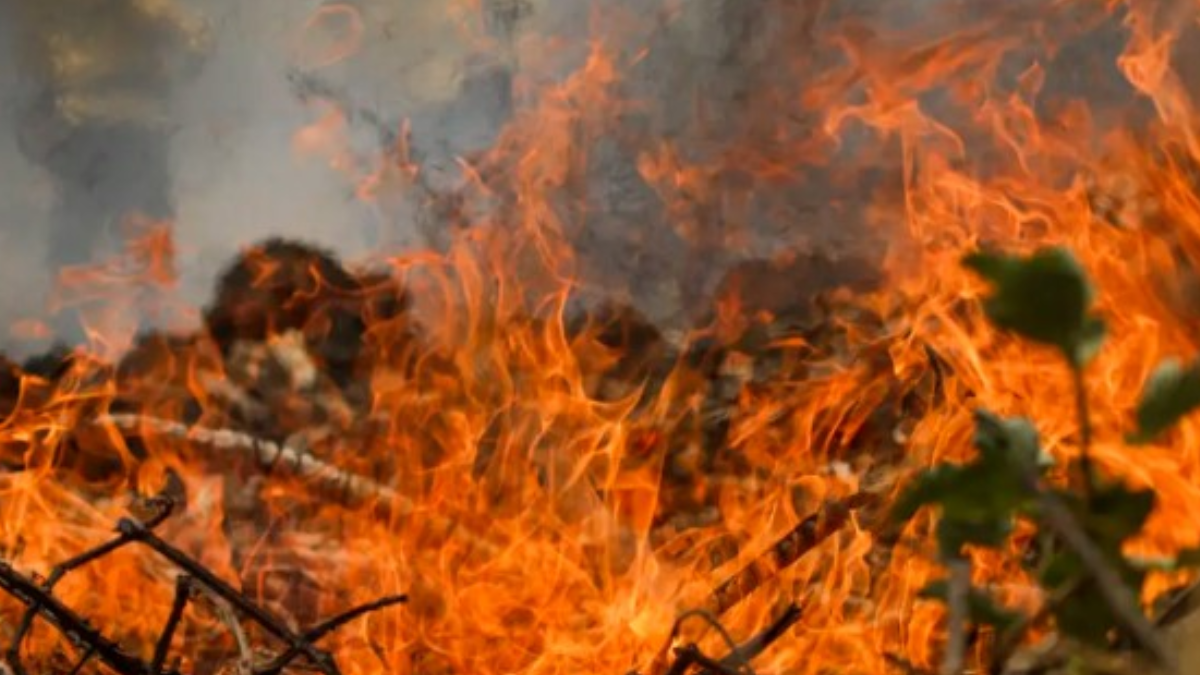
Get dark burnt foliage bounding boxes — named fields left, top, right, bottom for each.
left=203, top=238, right=411, bottom=387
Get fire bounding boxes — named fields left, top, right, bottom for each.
left=5, top=0, right=1200, bottom=673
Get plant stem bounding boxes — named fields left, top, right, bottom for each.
left=942, top=558, right=971, bottom=675
left=1032, top=486, right=1176, bottom=672
left=1070, top=365, right=1095, bottom=504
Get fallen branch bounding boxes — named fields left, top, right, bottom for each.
left=646, top=493, right=878, bottom=675
left=100, top=413, right=500, bottom=557
left=0, top=561, right=156, bottom=675
left=716, top=603, right=804, bottom=670
left=704, top=491, right=877, bottom=616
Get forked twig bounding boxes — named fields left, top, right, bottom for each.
left=650, top=605, right=803, bottom=675
left=0, top=561, right=163, bottom=675
left=644, top=491, right=877, bottom=675
left=0, top=496, right=405, bottom=675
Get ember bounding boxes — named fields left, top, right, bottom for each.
left=3, top=0, right=1200, bottom=674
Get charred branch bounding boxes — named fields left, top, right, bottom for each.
left=0, top=561, right=158, bottom=675
left=0, top=496, right=404, bottom=675
left=641, top=603, right=803, bottom=675
left=705, top=491, right=877, bottom=616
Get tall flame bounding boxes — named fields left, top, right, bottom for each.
left=4, top=0, right=1200, bottom=673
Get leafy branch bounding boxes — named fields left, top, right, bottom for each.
left=893, top=246, right=1200, bottom=674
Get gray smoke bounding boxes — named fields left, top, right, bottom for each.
left=0, top=0, right=1170, bottom=358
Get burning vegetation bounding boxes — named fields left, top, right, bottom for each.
left=6, top=0, right=1200, bottom=674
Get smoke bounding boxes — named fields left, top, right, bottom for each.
left=167, top=0, right=381, bottom=307
left=0, top=6, right=53, bottom=353
left=0, top=0, right=1170, bottom=358
left=0, top=0, right=517, bottom=355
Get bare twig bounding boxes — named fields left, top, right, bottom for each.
left=646, top=604, right=804, bottom=675
left=717, top=603, right=803, bottom=669
left=3, top=496, right=175, bottom=675
left=254, top=595, right=409, bottom=675
left=0, top=497, right=405, bottom=675
left=941, top=559, right=970, bottom=675
left=1069, top=366, right=1096, bottom=504
left=65, top=645, right=96, bottom=675
left=705, top=492, right=876, bottom=615
left=194, top=581, right=255, bottom=675
left=675, top=645, right=742, bottom=675
left=99, top=413, right=499, bottom=557
left=151, top=575, right=194, bottom=673
left=102, top=414, right=395, bottom=512
left=0, top=561, right=161, bottom=675
left=644, top=493, right=876, bottom=675
left=115, top=516, right=339, bottom=674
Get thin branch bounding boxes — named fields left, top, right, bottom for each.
left=114, top=517, right=340, bottom=675
left=1069, top=366, right=1096, bottom=504
left=255, top=595, right=408, bottom=675
left=705, top=492, right=875, bottom=615
left=670, top=610, right=744, bottom=661
left=941, top=559, right=970, bottom=675
left=0, top=561, right=162, bottom=675
left=0, top=498, right=405, bottom=675
left=65, top=645, right=96, bottom=675
left=674, top=645, right=742, bottom=675
left=99, top=413, right=499, bottom=557
left=151, top=575, right=194, bottom=674
left=717, top=604, right=803, bottom=669
left=194, top=579, right=255, bottom=675
left=6, top=497, right=173, bottom=671
left=662, top=647, right=696, bottom=675
left=304, top=595, right=408, bottom=644
left=1032, top=486, right=1175, bottom=672
left=645, top=494, right=873, bottom=675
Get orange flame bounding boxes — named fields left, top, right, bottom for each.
left=8, top=1, right=1200, bottom=674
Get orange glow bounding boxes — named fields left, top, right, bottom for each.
left=7, top=1, right=1200, bottom=674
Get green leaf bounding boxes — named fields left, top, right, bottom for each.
left=1086, top=481, right=1156, bottom=552
left=963, top=247, right=1105, bottom=367
left=891, top=410, right=1044, bottom=559
left=1037, top=481, right=1154, bottom=649
left=889, top=464, right=964, bottom=525
left=1054, top=580, right=1118, bottom=647
left=973, top=410, right=1052, bottom=473
left=919, top=580, right=1023, bottom=632
left=1038, top=551, right=1129, bottom=648
left=937, top=518, right=1013, bottom=557
left=1127, top=358, right=1200, bottom=444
